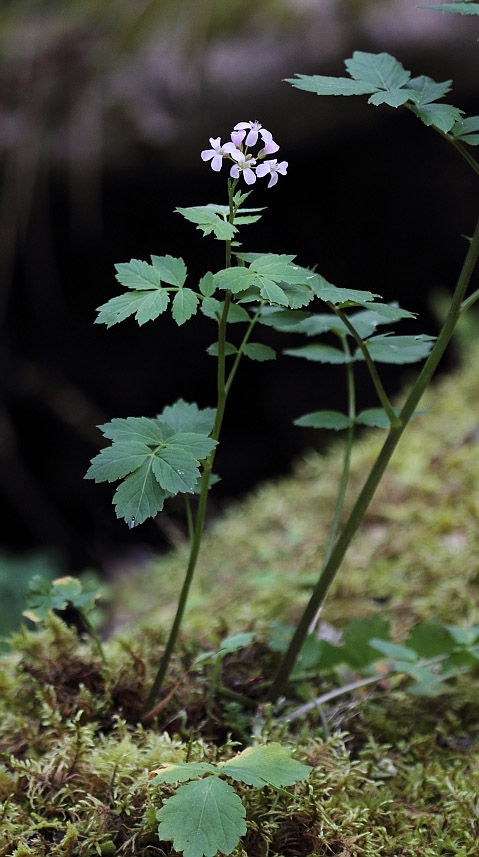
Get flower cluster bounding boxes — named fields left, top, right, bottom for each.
left=201, top=121, right=288, bottom=188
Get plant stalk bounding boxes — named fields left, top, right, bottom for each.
left=267, top=214, right=479, bottom=704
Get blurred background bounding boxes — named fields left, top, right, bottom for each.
left=0, top=0, right=477, bottom=622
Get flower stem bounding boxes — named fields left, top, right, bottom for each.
left=267, top=213, right=479, bottom=704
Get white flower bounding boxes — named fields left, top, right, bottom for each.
left=255, top=158, right=288, bottom=188
left=257, top=129, right=280, bottom=157
left=201, top=137, right=238, bottom=172
left=230, top=129, right=246, bottom=147
left=230, top=151, right=257, bottom=185
left=234, top=121, right=263, bottom=147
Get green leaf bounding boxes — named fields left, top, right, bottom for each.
left=24, top=575, right=101, bottom=622
left=196, top=632, right=257, bottom=665
left=176, top=206, right=237, bottom=241
left=158, top=400, right=216, bottom=435
left=168, top=432, right=217, bottom=460
left=115, top=259, right=162, bottom=290
left=369, top=638, right=418, bottom=662
left=258, top=308, right=312, bottom=331
left=156, top=776, right=246, bottom=857
left=151, top=254, right=187, bottom=287
left=242, top=343, right=276, bottom=361
left=206, top=342, right=238, bottom=357
left=355, top=408, right=401, bottom=428
left=151, top=447, right=200, bottom=494
left=357, top=302, right=416, bottom=322
left=172, top=289, right=199, bottom=326
left=341, top=616, right=391, bottom=669
left=201, top=297, right=223, bottom=320
left=225, top=303, right=251, bottom=323
left=85, top=441, right=153, bottom=483
left=286, top=74, right=375, bottom=96
left=280, top=282, right=315, bottom=309
left=406, top=621, right=457, bottom=658
left=99, top=416, right=170, bottom=445
left=311, top=274, right=380, bottom=305
left=284, top=344, right=352, bottom=364
left=218, top=743, right=312, bottom=788
left=199, top=272, right=216, bottom=297
left=151, top=762, right=216, bottom=785
left=258, top=279, right=289, bottom=306
left=357, top=334, right=435, bottom=364
left=113, top=459, right=167, bottom=525
left=345, top=51, right=410, bottom=94
left=95, top=290, right=170, bottom=327
left=452, top=115, right=479, bottom=146
left=419, top=2, right=479, bottom=13
left=444, top=624, right=479, bottom=647
left=294, top=410, right=353, bottom=430
left=213, top=268, right=257, bottom=294
left=413, top=100, right=463, bottom=133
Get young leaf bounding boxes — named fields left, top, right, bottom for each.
left=95, top=290, right=169, bottom=328
left=294, top=410, right=353, bottom=430
left=151, top=254, right=187, bottom=287
left=176, top=206, right=237, bottom=241
left=284, top=344, right=352, bottom=364
left=199, top=272, right=216, bottom=297
left=242, top=343, right=276, bottom=361
left=24, top=575, right=100, bottom=622
left=156, top=776, right=246, bottom=857
left=218, top=744, right=312, bottom=788
left=172, top=288, right=199, bottom=326
left=158, top=400, right=216, bottom=435
left=206, top=342, right=238, bottom=357
left=357, top=334, right=435, bottom=364
left=151, top=762, right=216, bottom=785
left=113, top=460, right=167, bottom=526
left=115, top=259, right=162, bottom=290
left=452, top=115, right=479, bottom=146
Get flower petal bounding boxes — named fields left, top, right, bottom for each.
left=245, top=129, right=258, bottom=146
left=243, top=168, right=257, bottom=185
left=201, top=149, right=215, bottom=162
left=230, top=164, right=240, bottom=178
left=211, top=154, right=223, bottom=171
left=256, top=163, right=269, bottom=178
left=231, top=130, right=246, bottom=147
left=209, top=137, right=221, bottom=149
left=234, top=122, right=251, bottom=130
left=268, top=172, right=279, bottom=188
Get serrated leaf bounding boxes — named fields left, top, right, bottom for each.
left=24, top=575, right=100, bottom=622
left=419, top=2, right=479, bottom=13
left=345, top=51, right=410, bottom=91
left=172, top=289, right=199, bottom=325
left=234, top=214, right=262, bottom=225
left=218, top=743, right=312, bottom=788
left=249, top=254, right=308, bottom=285
left=258, top=279, right=289, bottom=306
left=176, top=206, right=237, bottom=241
left=292, top=313, right=349, bottom=336
left=95, top=290, right=170, bottom=327
left=258, top=308, right=312, bottom=331
left=311, top=274, right=380, bottom=305
left=115, top=259, right=162, bottom=290
left=151, top=254, right=187, bottom=287
left=294, top=410, right=353, bottom=430
left=152, top=447, right=200, bottom=494
left=158, top=400, right=216, bottom=435
left=285, top=74, right=376, bottom=96
left=369, top=638, right=418, bottom=662
left=86, top=441, right=152, bottom=483
left=213, top=268, right=257, bottom=294
left=201, top=297, right=223, bottom=320
left=206, top=342, right=238, bottom=357
left=368, top=89, right=411, bottom=108
left=284, top=344, right=352, bottom=364
left=100, top=416, right=170, bottom=444
left=199, top=272, right=216, bottom=297
left=156, top=776, right=246, bottom=857
left=113, top=459, right=167, bottom=525
left=414, top=102, right=463, bottom=133
left=280, top=282, right=315, bottom=309
left=355, top=408, right=425, bottom=427
left=404, top=75, right=463, bottom=132
left=358, top=302, right=416, bottom=321
left=405, top=75, right=452, bottom=104
left=242, top=343, right=276, bottom=361
left=452, top=115, right=479, bottom=146
left=168, top=432, right=217, bottom=460
left=357, top=334, right=434, bottom=364
left=151, top=762, right=216, bottom=785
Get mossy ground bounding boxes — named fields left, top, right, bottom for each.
left=1, top=336, right=478, bottom=856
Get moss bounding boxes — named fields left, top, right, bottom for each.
left=1, top=340, right=479, bottom=854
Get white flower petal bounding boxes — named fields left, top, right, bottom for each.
left=211, top=154, right=223, bottom=171
left=256, top=164, right=269, bottom=178
left=268, top=172, right=279, bottom=188
left=245, top=129, right=258, bottom=146
left=243, top=168, right=257, bottom=185
left=230, top=164, right=240, bottom=178
left=201, top=149, right=215, bottom=162
left=234, top=122, right=250, bottom=130
left=209, top=137, right=221, bottom=149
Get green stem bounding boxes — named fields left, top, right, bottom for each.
left=460, top=286, right=479, bottom=314
left=81, top=612, right=107, bottom=667
left=403, top=104, right=479, bottom=178
left=332, top=304, right=399, bottom=427
left=225, top=303, right=264, bottom=395
left=267, top=214, right=479, bottom=704
left=184, top=495, right=194, bottom=543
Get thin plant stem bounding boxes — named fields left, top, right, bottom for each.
left=460, top=286, right=479, bottom=314
left=308, top=336, right=356, bottom=633
left=331, top=304, right=399, bottom=427
left=267, top=214, right=479, bottom=704
left=184, top=495, right=194, bottom=543
left=143, top=180, right=240, bottom=714
left=81, top=612, right=107, bottom=667
left=225, top=303, right=264, bottom=395
left=403, top=104, right=479, bottom=178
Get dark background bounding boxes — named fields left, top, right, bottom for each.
left=1, top=0, right=477, bottom=574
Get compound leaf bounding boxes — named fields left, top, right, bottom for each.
left=294, top=410, right=353, bottom=430
left=218, top=743, right=312, bottom=788
left=452, top=115, right=479, bottom=146
left=172, top=288, right=199, bottom=325
left=176, top=206, right=237, bottom=241
left=345, top=51, right=410, bottom=91
left=151, top=254, right=187, bottom=287
left=213, top=267, right=257, bottom=294
left=242, top=343, right=276, bottom=361
left=257, top=278, right=289, bottom=306
left=156, top=776, right=246, bottom=857
left=95, top=290, right=170, bottom=327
